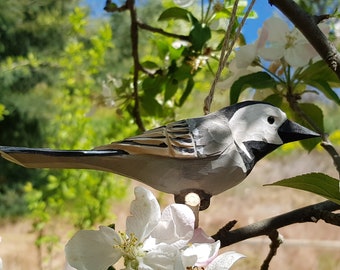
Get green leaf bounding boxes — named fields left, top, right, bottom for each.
left=299, top=60, right=340, bottom=85
left=140, top=94, right=163, bottom=116
left=178, top=77, right=194, bottom=107
left=168, top=44, right=185, bottom=60
left=265, top=173, right=340, bottom=205
left=298, top=103, right=324, bottom=131
left=230, top=72, right=277, bottom=104
left=173, top=63, right=192, bottom=81
left=156, top=39, right=170, bottom=60
left=215, top=8, right=257, bottom=19
left=304, top=79, right=340, bottom=105
left=296, top=103, right=323, bottom=151
left=164, top=79, right=178, bottom=101
left=263, top=94, right=283, bottom=107
left=141, top=60, right=159, bottom=70
left=189, top=22, right=211, bottom=51
left=142, top=76, right=164, bottom=97
left=158, top=7, right=192, bottom=22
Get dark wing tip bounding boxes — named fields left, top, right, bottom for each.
left=0, top=146, right=129, bottom=168
left=0, top=146, right=128, bottom=156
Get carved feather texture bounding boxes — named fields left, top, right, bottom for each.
left=94, top=120, right=198, bottom=158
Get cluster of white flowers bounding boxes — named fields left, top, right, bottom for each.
left=65, top=187, right=244, bottom=270
left=218, top=16, right=330, bottom=91
left=227, top=16, right=330, bottom=82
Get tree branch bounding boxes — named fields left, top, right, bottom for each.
left=260, top=230, right=283, bottom=270
left=269, top=0, right=340, bottom=79
left=212, top=200, right=340, bottom=248
left=321, top=140, right=340, bottom=178
left=137, top=20, right=190, bottom=41
left=127, top=0, right=145, bottom=132
left=204, top=0, right=256, bottom=114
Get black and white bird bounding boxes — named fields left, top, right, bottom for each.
left=0, top=101, right=319, bottom=209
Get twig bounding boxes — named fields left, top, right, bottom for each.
left=137, top=20, right=190, bottom=41
left=127, top=0, right=145, bottom=132
left=269, top=0, right=340, bottom=79
left=203, top=0, right=239, bottom=114
left=320, top=211, right=340, bottom=226
left=104, top=0, right=145, bottom=131
left=104, top=0, right=128, bottom=12
left=260, top=230, right=283, bottom=270
left=321, top=140, right=340, bottom=178
left=212, top=200, right=340, bottom=248
left=203, top=0, right=256, bottom=114
left=312, top=14, right=331, bottom=24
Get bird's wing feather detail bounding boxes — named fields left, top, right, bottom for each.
left=94, top=120, right=198, bottom=158
left=94, top=114, right=233, bottom=159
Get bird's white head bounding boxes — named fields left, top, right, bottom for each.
left=226, top=101, right=319, bottom=160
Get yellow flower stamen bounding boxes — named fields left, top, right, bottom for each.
left=113, top=232, right=146, bottom=270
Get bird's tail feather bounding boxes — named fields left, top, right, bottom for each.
left=0, top=146, right=127, bottom=172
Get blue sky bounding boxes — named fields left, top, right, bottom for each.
left=242, top=1, right=275, bottom=42
left=83, top=0, right=275, bottom=42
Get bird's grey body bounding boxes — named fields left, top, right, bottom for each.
left=0, top=101, right=319, bottom=208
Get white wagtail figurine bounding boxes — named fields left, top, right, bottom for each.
left=0, top=101, right=320, bottom=209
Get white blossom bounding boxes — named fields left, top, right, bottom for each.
left=65, top=186, right=244, bottom=270
left=66, top=187, right=195, bottom=269
left=257, top=16, right=329, bottom=67
left=173, top=0, right=195, bottom=8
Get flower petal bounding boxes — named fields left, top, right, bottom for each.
left=181, top=252, right=198, bottom=269
left=262, top=17, right=289, bottom=43
left=173, top=0, right=195, bottom=8
left=126, top=186, right=161, bottom=241
left=183, top=241, right=220, bottom=267
left=206, top=251, right=245, bottom=270
left=235, top=44, right=257, bottom=69
left=150, top=204, right=194, bottom=249
left=284, top=43, right=316, bottom=67
left=65, top=226, right=122, bottom=270
left=140, top=243, right=184, bottom=270
left=258, top=45, right=285, bottom=61
left=190, top=227, right=215, bottom=244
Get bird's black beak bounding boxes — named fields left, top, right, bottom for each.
left=278, top=120, right=320, bottom=143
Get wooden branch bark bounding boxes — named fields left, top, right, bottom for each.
left=269, top=0, right=340, bottom=79
left=212, top=200, right=340, bottom=248
left=137, top=20, right=190, bottom=41
left=260, top=230, right=283, bottom=270
left=127, top=0, right=145, bottom=132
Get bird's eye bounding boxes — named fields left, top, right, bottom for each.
left=267, top=116, right=275, bottom=124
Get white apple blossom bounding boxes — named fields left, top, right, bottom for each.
left=65, top=186, right=244, bottom=270
left=173, top=0, right=195, bottom=8
left=218, top=58, right=262, bottom=90
left=205, top=251, right=245, bottom=270
left=66, top=187, right=190, bottom=269
left=172, top=40, right=191, bottom=49
left=257, top=16, right=329, bottom=67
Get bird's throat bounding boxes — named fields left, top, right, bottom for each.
left=237, top=141, right=279, bottom=174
